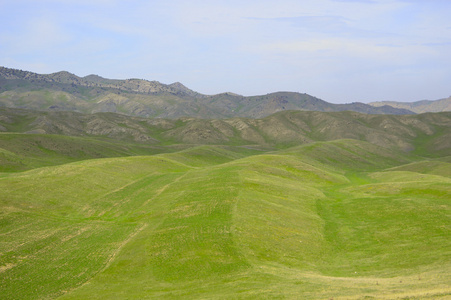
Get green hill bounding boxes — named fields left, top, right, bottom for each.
left=0, top=139, right=449, bottom=299
left=0, top=133, right=173, bottom=172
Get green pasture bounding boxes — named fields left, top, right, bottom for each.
left=0, top=139, right=450, bottom=299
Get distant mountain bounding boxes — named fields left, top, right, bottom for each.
left=0, top=66, right=201, bottom=96
left=369, top=96, right=451, bottom=113
left=0, top=66, right=414, bottom=118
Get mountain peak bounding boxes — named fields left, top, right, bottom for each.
left=83, top=74, right=106, bottom=82
left=47, top=71, right=81, bottom=83
left=168, top=82, right=204, bottom=97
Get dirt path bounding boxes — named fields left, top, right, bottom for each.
left=140, top=171, right=190, bottom=208
left=61, top=223, right=148, bottom=296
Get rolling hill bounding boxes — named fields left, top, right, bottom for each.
left=0, top=66, right=414, bottom=118
left=0, top=139, right=450, bottom=299
left=0, top=66, right=450, bottom=299
left=1, top=108, right=450, bottom=159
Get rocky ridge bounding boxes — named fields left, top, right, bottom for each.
left=0, top=66, right=416, bottom=118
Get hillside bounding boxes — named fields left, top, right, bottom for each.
left=1, top=108, right=450, bottom=158
left=0, top=66, right=414, bottom=118
left=0, top=139, right=450, bottom=299
left=0, top=133, right=172, bottom=172
left=369, top=96, right=451, bottom=113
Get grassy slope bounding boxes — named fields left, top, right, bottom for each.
left=0, top=140, right=450, bottom=299
left=0, top=133, right=172, bottom=172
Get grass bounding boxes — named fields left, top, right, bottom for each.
left=0, top=133, right=170, bottom=172
left=0, top=138, right=449, bottom=299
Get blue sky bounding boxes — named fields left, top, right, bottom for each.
left=1, top=0, right=450, bottom=103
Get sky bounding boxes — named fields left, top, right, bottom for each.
left=1, top=0, right=450, bottom=103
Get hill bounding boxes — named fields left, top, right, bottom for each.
left=0, top=133, right=172, bottom=172
left=0, top=66, right=413, bottom=118
left=369, top=96, right=451, bottom=113
left=1, top=108, right=450, bottom=157
left=0, top=140, right=449, bottom=299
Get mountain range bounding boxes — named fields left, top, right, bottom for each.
left=1, top=66, right=434, bottom=118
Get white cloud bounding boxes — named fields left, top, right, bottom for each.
left=1, top=0, right=450, bottom=102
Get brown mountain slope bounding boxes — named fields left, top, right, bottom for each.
left=1, top=108, right=449, bottom=156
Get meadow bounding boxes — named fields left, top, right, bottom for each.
left=0, top=133, right=450, bottom=299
